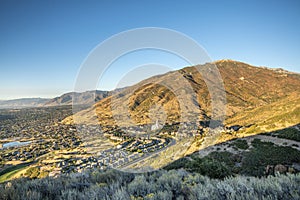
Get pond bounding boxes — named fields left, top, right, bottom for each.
left=2, top=141, right=32, bottom=149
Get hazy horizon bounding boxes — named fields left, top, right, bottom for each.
left=0, top=58, right=299, bottom=101
left=1, top=0, right=300, bottom=99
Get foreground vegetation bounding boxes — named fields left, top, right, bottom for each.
left=166, top=138, right=300, bottom=178
left=1, top=168, right=300, bottom=200
left=266, top=127, right=300, bottom=142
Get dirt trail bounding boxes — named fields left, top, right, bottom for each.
left=247, top=135, right=300, bottom=151
left=198, top=134, right=300, bottom=158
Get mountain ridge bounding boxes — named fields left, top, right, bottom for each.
left=62, top=60, right=300, bottom=131
left=0, top=90, right=110, bottom=109
left=44, top=90, right=110, bottom=107
left=0, top=98, right=50, bottom=109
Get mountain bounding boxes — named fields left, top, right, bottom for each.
left=0, top=98, right=50, bottom=109
left=0, top=90, right=111, bottom=109
left=44, top=90, right=110, bottom=106
left=62, top=60, right=300, bottom=133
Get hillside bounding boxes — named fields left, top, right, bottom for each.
left=44, top=90, right=109, bottom=106
left=0, top=98, right=50, bottom=109
left=165, top=124, right=300, bottom=178
left=63, top=60, right=300, bottom=131
left=0, top=90, right=110, bottom=109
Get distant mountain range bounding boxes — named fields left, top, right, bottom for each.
left=0, top=90, right=110, bottom=109
left=0, top=98, right=50, bottom=109
left=44, top=90, right=110, bottom=107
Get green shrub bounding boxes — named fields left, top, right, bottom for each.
left=241, top=140, right=300, bottom=176
left=231, top=139, right=249, bottom=150
left=276, top=128, right=300, bottom=142
left=188, top=157, right=232, bottom=179
left=1, top=169, right=300, bottom=200
left=163, top=158, right=188, bottom=170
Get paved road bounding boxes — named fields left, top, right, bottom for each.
left=118, top=138, right=176, bottom=170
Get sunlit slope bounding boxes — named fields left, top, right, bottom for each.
left=62, top=60, right=300, bottom=129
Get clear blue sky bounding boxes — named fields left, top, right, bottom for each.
left=0, top=0, right=299, bottom=99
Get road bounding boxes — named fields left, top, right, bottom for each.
left=118, top=138, right=176, bottom=170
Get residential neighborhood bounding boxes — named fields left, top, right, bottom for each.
left=0, top=106, right=212, bottom=178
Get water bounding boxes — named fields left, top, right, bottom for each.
left=2, top=141, right=31, bottom=149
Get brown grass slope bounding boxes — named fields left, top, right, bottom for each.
left=62, top=60, right=300, bottom=130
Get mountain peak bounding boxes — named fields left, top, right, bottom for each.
left=63, top=60, right=300, bottom=129
left=213, top=59, right=247, bottom=65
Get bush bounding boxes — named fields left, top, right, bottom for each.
left=188, top=157, right=232, bottom=179
left=276, top=128, right=300, bottom=142
left=241, top=139, right=300, bottom=176
left=128, top=175, right=153, bottom=198
left=0, top=169, right=300, bottom=200
left=231, top=139, right=249, bottom=150
left=163, top=158, right=188, bottom=170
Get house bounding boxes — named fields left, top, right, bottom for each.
left=151, top=120, right=163, bottom=131
left=229, top=125, right=242, bottom=132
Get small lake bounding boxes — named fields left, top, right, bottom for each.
left=2, top=141, right=32, bottom=149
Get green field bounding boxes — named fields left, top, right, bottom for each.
left=0, top=163, right=31, bottom=183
